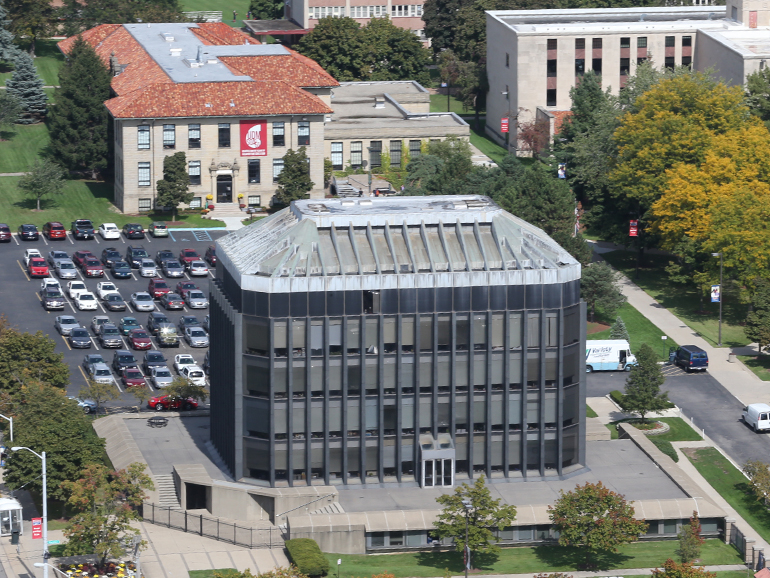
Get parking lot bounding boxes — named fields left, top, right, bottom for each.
left=0, top=226, right=230, bottom=410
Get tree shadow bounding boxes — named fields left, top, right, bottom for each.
left=12, top=196, right=59, bottom=211
left=84, top=180, right=114, bottom=202
left=0, top=129, right=17, bottom=142
left=414, top=549, right=499, bottom=573
left=533, top=545, right=633, bottom=571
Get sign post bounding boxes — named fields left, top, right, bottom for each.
left=629, top=220, right=638, bottom=237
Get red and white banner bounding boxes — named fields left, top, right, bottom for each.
left=240, top=120, right=267, bottom=157
left=501, top=117, right=509, bottom=133
left=31, top=517, right=42, bottom=539
left=629, top=219, right=638, bottom=237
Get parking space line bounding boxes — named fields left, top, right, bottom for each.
left=11, top=234, right=19, bottom=246
left=60, top=334, right=72, bottom=351
left=65, top=233, right=74, bottom=245
left=17, top=260, right=31, bottom=281
left=78, top=365, right=90, bottom=384
left=90, top=337, right=100, bottom=350
left=120, top=237, right=126, bottom=244
left=42, top=236, right=49, bottom=246
left=168, top=231, right=176, bottom=242
left=184, top=272, right=190, bottom=280
left=94, top=237, right=100, bottom=244
left=144, top=235, right=152, bottom=244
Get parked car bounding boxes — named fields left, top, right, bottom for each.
left=68, top=327, right=93, bottom=349
left=203, top=350, right=209, bottom=374
left=118, top=316, right=141, bottom=336
left=179, top=248, right=201, bottom=267
left=98, top=223, right=121, bottom=240
left=80, top=258, right=105, bottom=278
left=150, top=366, right=174, bottom=388
left=174, top=354, right=196, bottom=374
left=67, top=281, right=88, bottom=299
left=131, top=292, right=155, bottom=312
left=99, top=325, right=123, bottom=348
left=104, top=293, right=127, bottom=312
left=177, top=316, right=201, bottom=332
left=111, top=260, right=132, bottom=279
left=147, top=312, right=170, bottom=335
left=671, top=345, right=709, bottom=373
left=23, top=248, right=43, bottom=266
left=162, top=259, right=185, bottom=278
left=112, top=350, right=138, bottom=373
left=41, top=278, right=61, bottom=292
left=202, top=315, right=209, bottom=332
left=82, top=354, right=105, bottom=372
left=54, top=260, right=78, bottom=279
left=71, top=219, right=95, bottom=240
left=148, top=395, right=198, bottom=411
left=69, top=396, right=97, bottom=414
left=188, top=260, right=209, bottom=277
left=126, top=246, right=149, bottom=268
left=101, top=248, right=122, bottom=268
left=75, top=292, right=98, bottom=310
left=96, top=281, right=120, bottom=300
left=72, top=250, right=96, bottom=268
left=743, top=403, right=770, bottom=433
left=184, top=326, right=209, bottom=348
left=28, top=257, right=49, bottom=278
left=128, top=328, right=152, bottom=350
left=90, top=315, right=111, bottom=335
left=88, top=362, right=115, bottom=384
left=123, top=223, right=145, bottom=239
left=139, top=259, right=157, bottom=278
left=47, top=250, right=70, bottom=267
left=18, top=224, right=39, bottom=241
left=43, top=221, right=66, bottom=240
left=121, top=367, right=146, bottom=388
left=40, top=287, right=65, bottom=310
left=185, top=290, right=208, bottom=309
left=54, top=315, right=80, bottom=335
left=160, top=292, right=184, bottom=310
left=155, top=249, right=175, bottom=267
left=156, top=323, right=180, bottom=347
left=179, top=365, right=206, bottom=386
left=148, top=278, right=172, bottom=299
left=0, top=223, right=11, bottom=242
left=175, top=281, right=198, bottom=297
left=149, top=222, right=168, bottom=237
left=204, top=245, right=216, bottom=266
left=142, top=350, right=168, bottom=373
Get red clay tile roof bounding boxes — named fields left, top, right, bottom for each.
left=552, top=110, right=572, bottom=135
left=220, top=53, right=338, bottom=88
left=105, top=81, right=333, bottom=118
left=192, top=22, right=261, bottom=45
left=57, top=24, right=122, bottom=56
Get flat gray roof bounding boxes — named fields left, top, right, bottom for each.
left=335, top=81, right=428, bottom=98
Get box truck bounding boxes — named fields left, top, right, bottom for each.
left=585, top=340, right=637, bottom=373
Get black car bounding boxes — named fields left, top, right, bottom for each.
left=155, top=249, right=175, bottom=267
left=18, top=224, right=39, bottom=241
left=203, top=350, right=209, bottom=374
left=126, top=245, right=149, bottom=268
left=147, top=312, right=170, bottom=335
left=40, top=287, right=65, bottom=310
left=101, top=247, right=122, bottom=268
left=71, top=219, right=95, bottom=240
left=112, top=350, right=138, bottom=372
left=123, top=223, right=145, bottom=240
left=112, top=260, right=132, bottom=279
left=103, top=293, right=127, bottom=311
left=68, top=328, right=92, bottom=349
left=142, top=350, right=168, bottom=374
left=99, top=325, right=123, bottom=348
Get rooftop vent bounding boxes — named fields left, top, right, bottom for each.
left=374, top=96, right=386, bottom=109
left=161, top=32, right=174, bottom=42
left=306, top=203, right=330, bottom=213
left=340, top=200, right=355, bottom=207
left=359, top=199, right=372, bottom=206
left=170, top=47, right=182, bottom=56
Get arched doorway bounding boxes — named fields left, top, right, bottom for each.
left=217, top=174, right=233, bottom=203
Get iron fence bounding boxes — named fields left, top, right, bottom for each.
left=730, top=522, right=745, bottom=556
left=141, top=502, right=279, bottom=549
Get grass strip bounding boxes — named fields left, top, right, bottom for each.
left=737, top=356, right=770, bottom=382
left=586, top=405, right=598, bottom=418
left=589, top=302, right=678, bottom=362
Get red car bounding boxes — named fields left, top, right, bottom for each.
left=175, top=281, right=199, bottom=298
left=204, top=245, right=216, bottom=266
left=28, top=258, right=49, bottom=277
left=81, top=258, right=104, bottom=277
left=148, top=395, right=198, bottom=411
left=73, top=250, right=96, bottom=268
left=43, top=221, right=67, bottom=240
left=0, top=224, right=11, bottom=242
left=178, top=248, right=200, bottom=267
left=121, top=367, right=146, bottom=387
left=128, top=328, right=152, bottom=350
left=148, top=278, right=172, bottom=299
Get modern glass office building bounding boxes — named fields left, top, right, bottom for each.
left=210, top=195, right=586, bottom=488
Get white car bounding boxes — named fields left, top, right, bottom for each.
left=150, top=366, right=174, bottom=388
left=131, top=292, right=155, bottom=312
left=188, top=260, right=209, bottom=277
left=67, top=280, right=88, bottom=299
left=75, top=291, right=98, bottom=311
left=96, top=281, right=120, bottom=300
left=41, top=278, right=62, bottom=292
left=174, top=353, right=196, bottom=374
left=139, top=259, right=157, bottom=278
left=24, top=248, right=43, bottom=267
left=180, top=365, right=206, bottom=386
left=98, top=223, right=121, bottom=240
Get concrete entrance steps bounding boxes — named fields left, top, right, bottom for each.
left=156, top=474, right=181, bottom=509
left=206, top=203, right=248, bottom=218
left=335, top=183, right=361, bottom=197
left=308, top=502, right=345, bottom=515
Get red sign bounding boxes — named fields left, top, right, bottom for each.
left=629, top=219, right=638, bottom=237
left=501, top=117, right=509, bottom=133
left=31, top=517, right=42, bottom=539
left=240, top=120, right=267, bottom=157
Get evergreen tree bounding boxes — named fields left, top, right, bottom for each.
left=248, top=0, right=283, bottom=19
left=746, top=67, right=770, bottom=130
left=274, top=147, right=314, bottom=206
left=156, top=151, right=192, bottom=222
left=745, top=279, right=770, bottom=352
left=0, top=91, right=21, bottom=130
left=581, top=262, right=626, bottom=322
left=48, top=36, right=111, bottom=178
left=610, top=316, right=630, bottom=342
left=623, top=343, right=669, bottom=421
left=5, top=51, right=47, bottom=123
left=0, top=0, right=19, bottom=62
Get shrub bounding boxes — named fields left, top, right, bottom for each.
left=651, top=439, right=679, bottom=463
left=610, top=390, right=626, bottom=409
left=285, top=539, right=330, bottom=577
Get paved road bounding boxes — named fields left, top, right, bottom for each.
left=587, top=366, right=770, bottom=467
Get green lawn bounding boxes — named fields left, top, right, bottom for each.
left=0, top=39, right=65, bottom=87
left=606, top=417, right=702, bottom=444
left=327, top=539, right=740, bottom=577
left=189, top=570, right=242, bottom=578
left=737, top=355, right=770, bottom=381
left=586, top=405, right=598, bottom=418
left=0, top=123, right=50, bottom=173
left=0, top=177, right=224, bottom=229
left=602, top=251, right=749, bottom=348
left=180, top=0, right=250, bottom=27
left=686, top=447, right=770, bottom=544
left=589, top=302, right=678, bottom=362
left=429, top=93, right=480, bottom=115
left=469, top=125, right=509, bottom=165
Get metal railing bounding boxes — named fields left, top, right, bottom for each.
left=275, top=493, right=336, bottom=523
left=142, top=502, right=279, bottom=549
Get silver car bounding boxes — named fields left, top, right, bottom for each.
left=54, top=315, right=80, bottom=335
left=184, top=326, right=209, bottom=348
left=139, top=259, right=157, bottom=278
left=88, top=362, right=115, bottom=385
left=130, top=292, right=155, bottom=312
left=162, top=259, right=185, bottom=278
left=55, top=259, right=78, bottom=279
left=47, top=250, right=70, bottom=268
left=151, top=366, right=174, bottom=388
left=188, top=260, right=209, bottom=277
left=185, top=290, right=208, bottom=309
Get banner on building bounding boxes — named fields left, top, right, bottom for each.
left=711, top=285, right=721, bottom=303
left=31, top=517, right=42, bottom=539
left=240, top=120, right=267, bottom=157
left=501, top=118, right=509, bottom=133
left=629, top=219, right=638, bottom=237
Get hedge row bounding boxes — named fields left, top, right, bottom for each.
left=285, top=538, right=330, bottom=577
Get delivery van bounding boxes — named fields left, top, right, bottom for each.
left=585, top=340, right=637, bottom=373
left=671, top=345, right=708, bottom=372
left=742, top=403, right=770, bottom=433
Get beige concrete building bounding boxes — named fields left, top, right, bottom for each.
left=484, top=3, right=770, bottom=152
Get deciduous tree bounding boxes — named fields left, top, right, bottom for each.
left=651, top=559, right=715, bottom=578
left=59, top=0, right=185, bottom=35
left=296, top=17, right=368, bottom=81
left=274, top=147, right=314, bottom=206
left=549, top=481, right=647, bottom=568
left=164, top=376, right=209, bottom=405
left=0, top=317, right=69, bottom=392
left=0, top=91, right=22, bottom=131
left=248, top=0, right=283, bottom=19
left=433, top=475, right=517, bottom=567
left=622, top=343, right=669, bottom=420
left=79, top=378, right=120, bottom=415
left=365, top=17, right=430, bottom=86
left=676, top=512, right=704, bottom=563
left=746, top=67, right=770, bottom=130
left=5, top=0, right=53, bottom=56
left=580, top=262, right=626, bottom=322
left=745, top=280, right=770, bottom=352
left=129, top=384, right=152, bottom=412
left=156, top=151, right=192, bottom=222
left=62, top=462, right=154, bottom=567
left=17, top=159, right=65, bottom=210
left=743, top=460, right=770, bottom=506
left=5, top=51, right=46, bottom=123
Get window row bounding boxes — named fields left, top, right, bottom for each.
left=569, top=55, right=692, bottom=78
left=546, top=35, right=692, bottom=50
left=186, top=159, right=267, bottom=185
left=137, top=121, right=309, bottom=150
left=330, top=140, right=424, bottom=170
left=189, top=195, right=261, bottom=209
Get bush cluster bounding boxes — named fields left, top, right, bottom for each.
left=285, top=539, right=329, bottom=577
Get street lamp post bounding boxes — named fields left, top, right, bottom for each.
left=366, top=148, right=375, bottom=196
left=711, top=252, right=723, bottom=347
left=462, top=498, right=472, bottom=578
left=0, top=414, right=12, bottom=441
left=13, top=447, right=47, bottom=578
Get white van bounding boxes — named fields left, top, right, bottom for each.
left=586, top=340, right=637, bottom=373
left=742, top=403, right=770, bottom=433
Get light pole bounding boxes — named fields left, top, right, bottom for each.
left=366, top=148, right=375, bottom=196
left=337, top=558, right=341, bottom=578
left=12, top=447, right=47, bottom=578
left=712, top=252, right=723, bottom=347
left=462, top=498, right=472, bottom=578
left=0, top=414, right=12, bottom=441
left=34, top=563, right=67, bottom=578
